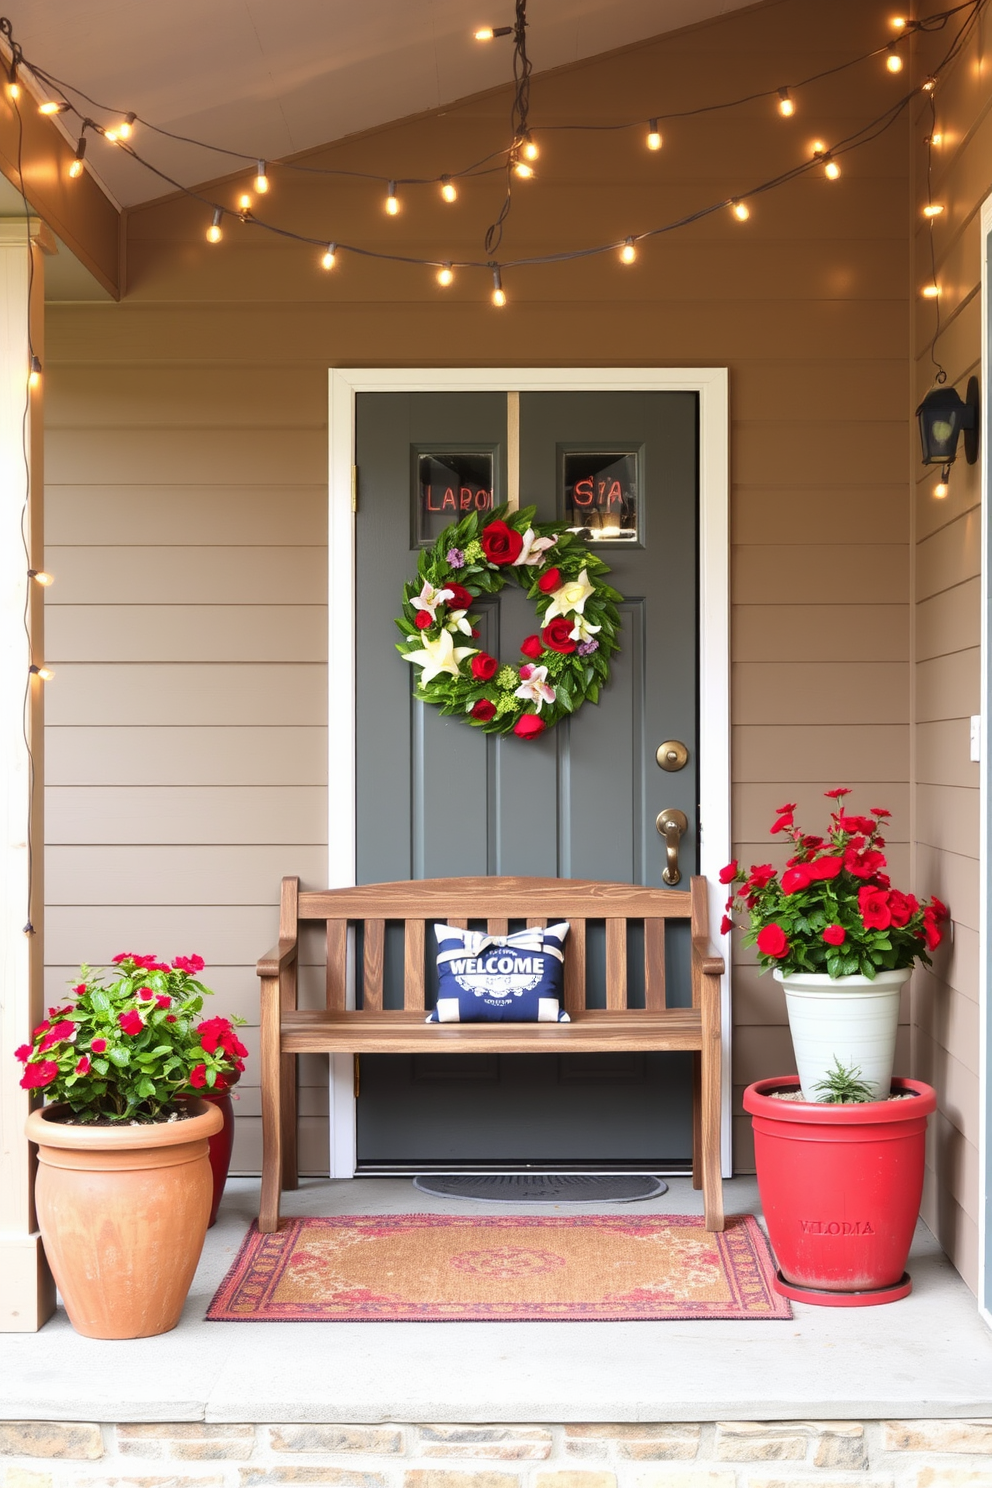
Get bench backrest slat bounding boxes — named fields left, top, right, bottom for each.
left=290, top=877, right=699, bottom=1018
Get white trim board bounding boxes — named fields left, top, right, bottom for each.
left=327, top=366, right=732, bottom=1180
left=979, top=196, right=991, bottom=1331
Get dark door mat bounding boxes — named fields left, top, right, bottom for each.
left=412, top=1174, right=669, bottom=1203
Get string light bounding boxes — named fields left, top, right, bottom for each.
left=28, top=355, right=41, bottom=388
left=206, top=207, right=223, bottom=243
left=474, top=24, right=512, bottom=39
left=886, top=48, right=904, bottom=72
left=777, top=87, right=795, bottom=117
left=731, top=199, right=750, bottom=220
left=68, top=134, right=87, bottom=178
left=6, top=62, right=18, bottom=100
left=440, top=175, right=458, bottom=202
left=385, top=181, right=399, bottom=215
left=254, top=159, right=269, bottom=193
left=646, top=119, right=662, bottom=150
left=437, top=263, right=454, bottom=285
left=890, top=14, right=908, bottom=26
left=513, top=158, right=534, bottom=178
left=619, top=237, right=636, bottom=264
left=922, top=76, right=937, bottom=91
left=29, top=664, right=54, bottom=682
left=38, top=98, right=69, bottom=115
left=823, top=154, right=841, bottom=179
left=930, top=132, right=944, bottom=145
left=321, top=242, right=337, bottom=270
left=491, top=266, right=506, bottom=306
left=922, top=283, right=940, bottom=297
left=27, top=569, right=53, bottom=586
left=934, top=465, right=950, bottom=497
left=118, top=111, right=136, bottom=140
left=237, top=192, right=252, bottom=212
left=923, top=203, right=944, bottom=216
left=522, top=132, right=539, bottom=161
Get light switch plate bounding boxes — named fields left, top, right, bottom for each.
left=970, top=715, right=981, bottom=762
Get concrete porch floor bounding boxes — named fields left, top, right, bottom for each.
left=2, top=1176, right=991, bottom=1424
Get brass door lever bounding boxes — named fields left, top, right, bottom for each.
left=655, top=808, right=688, bottom=885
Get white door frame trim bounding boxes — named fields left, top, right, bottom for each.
left=327, top=366, right=732, bottom=1179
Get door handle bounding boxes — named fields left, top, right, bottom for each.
left=655, top=808, right=688, bottom=885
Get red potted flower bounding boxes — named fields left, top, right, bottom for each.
left=184, top=1006, right=250, bottom=1227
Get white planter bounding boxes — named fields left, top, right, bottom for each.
left=773, top=969, right=911, bottom=1102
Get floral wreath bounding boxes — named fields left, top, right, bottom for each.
left=395, top=505, right=623, bottom=740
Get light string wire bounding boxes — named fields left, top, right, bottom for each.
left=0, top=14, right=39, bottom=934
left=0, top=0, right=986, bottom=295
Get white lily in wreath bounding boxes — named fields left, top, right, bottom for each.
left=514, top=663, right=556, bottom=713
left=445, top=608, right=473, bottom=636
left=512, top=528, right=558, bottom=567
left=411, top=579, right=454, bottom=624
left=544, top=567, right=595, bottom=620
left=569, top=614, right=601, bottom=643
left=403, top=628, right=478, bottom=684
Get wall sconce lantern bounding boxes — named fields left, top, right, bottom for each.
left=915, top=376, right=979, bottom=476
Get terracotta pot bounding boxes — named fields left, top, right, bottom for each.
left=743, top=1076, right=936, bottom=1306
left=25, top=1099, right=223, bottom=1339
left=194, top=1089, right=236, bottom=1227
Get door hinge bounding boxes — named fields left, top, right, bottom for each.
left=351, top=465, right=359, bottom=513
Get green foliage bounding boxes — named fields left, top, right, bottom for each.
left=812, top=1058, right=876, bottom=1104
left=14, top=954, right=248, bottom=1122
left=393, top=505, right=622, bottom=736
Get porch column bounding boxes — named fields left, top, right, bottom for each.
left=0, top=218, right=55, bottom=1331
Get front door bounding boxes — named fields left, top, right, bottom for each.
left=353, top=388, right=698, bottom=1170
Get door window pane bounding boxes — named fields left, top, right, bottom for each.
left=562, top=449, right=639, bottom=541
left=416, top=451, right=494, bottom=544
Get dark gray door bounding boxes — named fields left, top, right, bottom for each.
left=354, top=389, right=698, bottom=1170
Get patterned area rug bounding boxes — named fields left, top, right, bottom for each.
left=207, top=1214, right=790, bottom=1321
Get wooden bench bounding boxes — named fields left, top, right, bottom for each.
left=257, top=875, right=725, bottom=1233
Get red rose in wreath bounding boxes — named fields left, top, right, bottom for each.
left=471, top=653, right=498, bottom=681
left=481, top=520, right=523, bottom=566
left=538, top=567, right=562, bottom=594
left=520, top=634, right=543, bottom=659
left=444, top=582, right=474, bottom=611
left=542, top=617, right=577, bottom=654
left=471, top=699, right=496, bottom=721
left=414, top=611, right=432, bottom=629
left=514, top=714, right=546, bottom=740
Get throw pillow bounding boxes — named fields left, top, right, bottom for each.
left=428, top=922, right=570, bottom=1023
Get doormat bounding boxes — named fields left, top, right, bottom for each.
left=207, top=1214, right=790, bottom=1321
left=412, top=1174, right=669, bottom=1202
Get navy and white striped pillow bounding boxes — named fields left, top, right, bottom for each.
left=428, top=922, right=570, bottom=1023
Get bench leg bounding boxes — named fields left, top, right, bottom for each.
left=701, top=1039, right=724, bottom=1233
left=259, top=976, right=283, bottom=1233
left=691, top=1052, right=702, bottom=1190
left=280, top=1052, right=299, bottom=1192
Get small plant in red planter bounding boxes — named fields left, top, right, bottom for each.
left=17, top=952, right=247, bottom=1339
left=720, top=790, right=947, bottom=1103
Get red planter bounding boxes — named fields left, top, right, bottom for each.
left=743, top=1076, right=936, bottom=1307
left=195, top=1090, right=235, bottom=1227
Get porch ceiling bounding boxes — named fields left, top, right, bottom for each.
left=10, top=0, right=757, bottom=208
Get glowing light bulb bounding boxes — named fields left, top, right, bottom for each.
left=437, top=263, right=454, bottom=286
left=731, top=199, right=750, bottom=221
left=206, top=208, right=223, bottom=244
left=930, top=132, right=943, bottom=146
left=7, top=68, right=19, bottom=101
left=620, top=237, right=636, bottom=264
left=934, top=476, right=949, bottom=498
left=68, top=135, right=87, bottom=179
left=646, top=119, right=662, bottom=150
left=777, top=88, right=795, bottom=117
left=28, top=355, right=41, bottom=388
left=513, top=160, right=534, bottom=178
left=923, top=203, right=944, bottom=217
left=321, top=243, right=337, bottom=270
left=523, top=136, right=539, bottom=161
left=119, top=112, right=136, bottom=140
left=30, top=664, right=54, bottom=681
left=254, top=160, right=269, bottom=193
left=386, top=181, right=399, bottom=215
left=922, top=76, right=937, bottom=92
left=440, top=175, right=457, bottom=203
left=886, top=51, right=904, bottom=72
left=890, top=14, right=907, bottom=27
left=28, top=569, right=53, bottom=586
left=811, top=139, right=826, bottom=156
left=237, top=192, right=252, bottom=212
left=922, top=283, right=940, bottom=297
left=824, top=155, right=841, bottom=180
left=492, top=267, right=506, bottom=306
left=39, top=100, right=69, bottom=116
left=475, top=26, right=495, bottom=40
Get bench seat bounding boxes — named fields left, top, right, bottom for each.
left=280, top=1008, right=707, bottom=1055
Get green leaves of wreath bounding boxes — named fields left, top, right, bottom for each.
left=394, top=505, right=623, bottom=740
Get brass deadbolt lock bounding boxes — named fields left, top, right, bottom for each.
left=656, top=740, right=689, bottom=772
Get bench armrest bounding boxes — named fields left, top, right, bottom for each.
left=256, top=939, right=299, bottom=978
left=691, top=937, right=725, bottom=979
